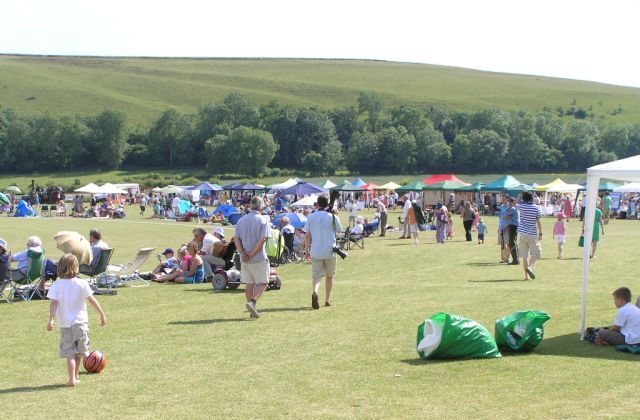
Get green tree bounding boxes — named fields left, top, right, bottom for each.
left=222, top=92, right=261, bottom=128
left=206, top=127, right=278, bottom=177
left=331, top=106, right=360, bottom=148
left=358, top=92, right=385, bottom=132
left=535, top=111, right=564, bottom=148
left=86, top=110, right=127, bottom=169
left=390, top=104, right=428, bottom=137
left=599, top=125, right=629, bottom=158
left=56, top=116, right=90, bottom=169
left=378, top=126, right=416, bottom=174
left=320, top=138, right=344, bottom=175
left=454, top=130, right=508, bottom=172
left=147, top=109, right=194, bottom=168
left=414, top=123, right=451, bottom=172
left=467, top=108, right=511, bottom=138
left=302, top=152, right=324, bottom=176
left=263, top=104, right=299, bottom=168
left=561, top=121, right=600, bottom=170
left=346, top=131, right=380, bottom=174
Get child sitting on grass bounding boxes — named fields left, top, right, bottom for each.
left=595, top=287, right=640, bottom=346
left=47, top=254, right=107, bottom=386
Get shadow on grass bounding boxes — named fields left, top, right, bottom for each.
left=468, top=279, right=526, bottom=283
left=182, top=288, right=244, bottom=294
left=466, top=262, right=502, bottom=267
left=534, top=333, right=639, bottom=361
left=259, top=306, right=310, bottom=313
left=168, top=318, right=249, bottom=325
left=0, top=384, right=67, bottom=395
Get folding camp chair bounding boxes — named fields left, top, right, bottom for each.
left=10, top=249, right=46, bottom=302
left=337, top=228, right=364, bottom=251
left=0, top=255, right=11, bottom=303
left=105, top=247, right=155, bottom=288
left=80, top=248, right=114, bottom=284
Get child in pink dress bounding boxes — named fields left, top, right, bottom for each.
left=553, top=213, right=567, bottom=259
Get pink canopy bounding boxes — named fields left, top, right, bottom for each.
left=423, top=174, right=470, bottom=186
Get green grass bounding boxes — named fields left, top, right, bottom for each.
left=0, top=169, right=590, bottom=193
left=1, top=208, right=639, bottom=418
left=2, top=55, right=640, bottom=125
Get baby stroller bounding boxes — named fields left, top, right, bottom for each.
left=211, top=239, right=282, bottom=291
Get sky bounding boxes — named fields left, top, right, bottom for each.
left=2, top=0, right=639, bottom=88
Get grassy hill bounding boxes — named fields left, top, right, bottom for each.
left=1, top=55, right=640, bottom=126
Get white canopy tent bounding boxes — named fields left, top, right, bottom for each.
left=322, top=180, right=337, bottom=189
left=613, top=182, right=640, bottom=193
left=291, top=195, right=320, bottom=208
left=99, top=183, right=128, bottom=194
left=74, top=183, right=101, bottom=194
left=546, top=183, right=583, bottom=193
left=581, top=155, right=640, bottom=338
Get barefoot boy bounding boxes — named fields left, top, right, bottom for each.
left=47, top=254, right=107, bottom=386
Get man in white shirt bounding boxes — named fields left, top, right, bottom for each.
left=399, top=195, right=412, bottom=239
left=596, top=287, right=640, bottom=346
left=10, top=236, right=43, bottom=280
left=171, top=195, right=181, bottom=215
left=193, top=227, right=225, bottom=280
left=347, top=199, right=358, bottom=227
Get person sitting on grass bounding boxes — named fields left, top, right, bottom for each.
left=47, top=254, right=107, bottom=387
left=153, top=246, right=188, bottom=283
left=595, top=287, right=640, bottom=346
left=175, top=241, right=204, bottom=284
left=152, top=248, right=179, bottom=276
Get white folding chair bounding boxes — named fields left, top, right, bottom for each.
left=105, top=247, right=155, bottom=288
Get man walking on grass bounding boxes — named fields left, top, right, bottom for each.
left=305, top=195, right=343, bottom=309
left=234, top=196, right=270, bottom=319
left=517, top=191, right=543, bottom=280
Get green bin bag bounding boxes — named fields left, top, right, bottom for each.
left=265, top=229, right=284, bottom=259
left=495, top=310, right=550, bottom=352
left=416, top=312, right=501, bottom=360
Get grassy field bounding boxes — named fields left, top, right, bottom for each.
left=2, top=55, right=640, bottom=125
left=1, top=207, right=639, bottom=418
left=0, top=169, right=590, bottom=193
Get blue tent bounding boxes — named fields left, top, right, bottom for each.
left=272, top=212, right=308, bottom=229
left=278, top=182, right=325, bottom=196
left=228, top=213, right=243, bottom=225
left=238, top=183, right=266, bottom=191
left=352, top=177, right=367, bottom=187
left=15, top=199, right=36, bottom=217
left=187, top=182, right=224, bottom=192
left=481, top=175, right=522, bottom=192
left=214, top=204, right=239, bottom=217
left=223, top=183, right=242, bottom=190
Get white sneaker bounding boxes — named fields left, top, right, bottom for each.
left=246, top=301, right=261, bottom=318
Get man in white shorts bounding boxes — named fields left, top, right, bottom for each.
left=234, top=196, right=270, bottom=319
left=305, top=195, right=343, bottom=309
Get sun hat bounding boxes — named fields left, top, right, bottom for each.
left=214, top=227, right=225, bottom=238
left=0, top=238, right=7, bottom=251
left=162, top=248, right=174, bottom=255
left=436, top=202, right=443, bottom=209
left=557, top=212, right=566, bottom=219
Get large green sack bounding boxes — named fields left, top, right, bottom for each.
left=416, top=312, right=501, bottom=360
left=265, top=229, right=284, bottom=259
left=495, top=310, right=550, bottom=352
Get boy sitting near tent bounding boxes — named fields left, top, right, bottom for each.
left=595, top=287, right=640, bottom=346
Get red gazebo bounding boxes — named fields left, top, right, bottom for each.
left=423, top=174, right=470, bottom=186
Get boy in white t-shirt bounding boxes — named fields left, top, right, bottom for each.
left=47, top=254, right=107, bottom=387
left=595, top=287, right=640, bottom=346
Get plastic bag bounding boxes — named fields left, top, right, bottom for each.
left=495, top=310, right=550, bottom=352
left=416, top=312, right=501, bottom=360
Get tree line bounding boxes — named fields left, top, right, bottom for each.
left=1, top=92, right=639, bottom=176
